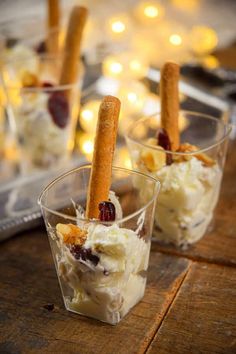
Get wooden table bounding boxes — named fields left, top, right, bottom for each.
left=0, top=140, right=236, bottom=354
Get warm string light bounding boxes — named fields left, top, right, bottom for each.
left=102, top=53, right=148, bottom=80
left=135, top=1, right=165, bottom=23
left=169, top=33, right=182, bottom=46
left=103, top=55, right=124, bottom=79
left=190, top=26, right=218, bottom=55
left=77, top=132, right=94, bottom=161
left=201, top=55, right=219, bottom=69
left=111, top=21, right=126, bottom=33
left=106, top=14, right=131, bottom=40
left=79, top=100, right=101, bottom=133
left=118, top=81, right=148, bottom=115
left=97, top=6, right=217, bottom=68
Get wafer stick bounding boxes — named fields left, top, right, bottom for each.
left=47, top=0, right=60, bottom=54
left=86, top=96, right=121, bottom=219
left=59, top=6, right=88, bottom=86
left=160, top=62, right=180, bottom=151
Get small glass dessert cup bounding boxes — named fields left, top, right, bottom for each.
left=125, top=111, right=231, bottom=248
left=2, top=54, right=82, bottom=174
left=38, top=165, right=160, bottom=325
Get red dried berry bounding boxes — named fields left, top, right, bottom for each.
left=48, top=92, right=69, bottom=128
left=36, top=41, right=46, bottom=54
left=70, top=245, right=99, bottom=266
left=99, top=201, right=116, bottom=222
left=156, top=128, right=173, bottom=165
left=42, top=81, right=54, bottom=88
left=43, top=303, right=54, bottom=311
left=156, top=128, right=171, bottom=150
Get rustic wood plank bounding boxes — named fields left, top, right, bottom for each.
left=0, top=229, right=190, bottom=354
left=147, top=262, right=236, bottom=354
left=152, top=140, right=236, bottom=266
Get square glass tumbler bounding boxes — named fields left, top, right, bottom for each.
left=38, top=165, right=160, bottom=325
left=2, top=54, right=82, bottom=174
left=125, top=111, right=231, bottom=247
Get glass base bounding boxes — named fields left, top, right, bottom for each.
left=152, top=214, right=215, bottom=249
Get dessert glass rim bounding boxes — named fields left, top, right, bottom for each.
left=38, top=164, right=160, bottom=225
left=5, top=81, right=79, bottom=92
left=125, top=110, right=232, bottom=155
left=2, top=52, right=81, bottom=91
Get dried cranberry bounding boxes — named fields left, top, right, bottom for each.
left=48, top=92, right=69, bottom=128
left=156, top=128, right=173, bottom=165
left=70, top=245, right=99, bottom=266
left=42, top=81, right=54, bottom=88
left=36, top=40, right=46, bottom=54
left=156, top=128, right=171, bottom=150
left=43, top=303, right=54, bottom=311
left=99, top=201, right=116, bottom=222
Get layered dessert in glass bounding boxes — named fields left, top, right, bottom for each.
left=2, top=6, right=87, bottom=174
left=3, top=54, right=80, bottom=173
left=39, top=96, right=160, bottom=324
left=39, top=165, right=159, bottom=324
left=126, top=62, right=231, bottom=247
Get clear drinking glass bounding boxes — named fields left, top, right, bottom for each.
left=38, top=165, right=160, bottom=325
left=125, top=111, right=231, bottom=247
left=2, top=54, right=82, bottom=174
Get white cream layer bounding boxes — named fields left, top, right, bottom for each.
left=135, top=155, right=222, bottom=246
left=57, top=223, right=150, bottom=325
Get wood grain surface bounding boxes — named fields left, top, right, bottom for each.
left=146, top=262, right=236, bottom=354
left=0, top=230, right=190, bottom=354
left=152, top=140, right=236, bottom=266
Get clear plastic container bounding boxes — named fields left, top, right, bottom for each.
left=2, top=54, right=82, bottom=174
left=125, top=111, right=231, bottom=247
left=38, top=165, right=160, bottom=325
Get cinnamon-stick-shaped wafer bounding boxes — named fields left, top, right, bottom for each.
left=86, top=96, right=121, bottom=219
left=59, top=6, right=88, bottom=86
left=47, top=0, right=60, bottom=54
left=160, top=62, right=180, bottom=151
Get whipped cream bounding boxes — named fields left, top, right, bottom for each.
left=16, top=90, right=70, bottom=171
left=133, top=151, right=222, bottom=246
left=1, top=44, right=38, bottom=71
left=54, top=223, right=150, bottom=325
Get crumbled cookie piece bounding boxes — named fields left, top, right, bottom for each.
left=195, top=152, right=215, bottom=167
left=174, top=143, right=198, bottom=162
left=177, top=143, right=198, bottom=153
left=21, top=70, right=39, bottom=88
left=139, top=143, right=166, bottom=172
left=174, top=143, right=215, bottom=166
left=56, top=223, right=87, bottom=246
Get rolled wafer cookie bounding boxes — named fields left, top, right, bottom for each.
left=59, top=6, right=88, bottom=86
left=86, top=96, right=121, bottom=219
left=47, top=0, right=60, bottom=54
left=160, top=62, right=180, bottom=151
